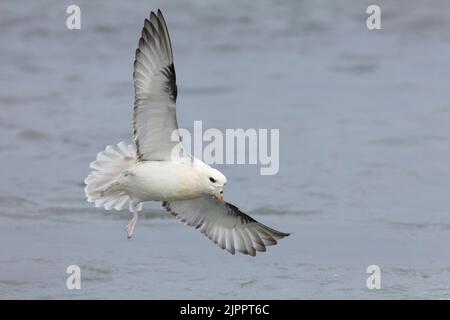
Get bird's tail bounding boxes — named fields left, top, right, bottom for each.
left=84, top=141, right=139, bottom=211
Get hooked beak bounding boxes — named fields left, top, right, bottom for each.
left=215, top=187, right=224, bottom=201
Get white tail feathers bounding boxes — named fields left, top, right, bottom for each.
left=84, top=141, right=142, bottom=212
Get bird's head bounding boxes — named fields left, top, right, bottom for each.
left=201, top=166, right=227, bottom=201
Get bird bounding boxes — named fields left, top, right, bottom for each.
left=84, top=9, right=289, bottom=256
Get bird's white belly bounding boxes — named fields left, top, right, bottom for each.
left=123, top=161, right=203, bottom=202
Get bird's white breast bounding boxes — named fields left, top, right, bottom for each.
left=124, top=160, right=204, bottom=202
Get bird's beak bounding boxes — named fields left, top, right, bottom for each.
left=215, top=187, right=224, bottom=201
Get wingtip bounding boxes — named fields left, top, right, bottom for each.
left=143, top=18, right=151, bottom=29
left=157, top=10, right=167, bottom=23
left=150, top=11, right=158, bottom=22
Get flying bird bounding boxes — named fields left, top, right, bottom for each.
left=84, top=10, right=289, bottom=256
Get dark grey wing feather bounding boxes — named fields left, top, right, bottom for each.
left=163, top=197, right=289, bottom=256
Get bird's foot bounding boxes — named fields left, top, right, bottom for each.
left=125, top=212, right=139, bottom=239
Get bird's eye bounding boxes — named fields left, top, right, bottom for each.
left=209, top=177, right=216, bottom=183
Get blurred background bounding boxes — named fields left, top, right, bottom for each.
left=1, top=0, right=450, bottom=299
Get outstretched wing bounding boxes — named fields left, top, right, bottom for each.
left=163, top=197, right=289, bottom=256
left=133, top=10, right=181, bottom=161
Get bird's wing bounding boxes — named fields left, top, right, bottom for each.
left=163, top=197, right=289, bottom=256
left=133, top=10, right=182, bottom=161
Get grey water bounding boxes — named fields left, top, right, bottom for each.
left=1, top=0, right=450, bottom=299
